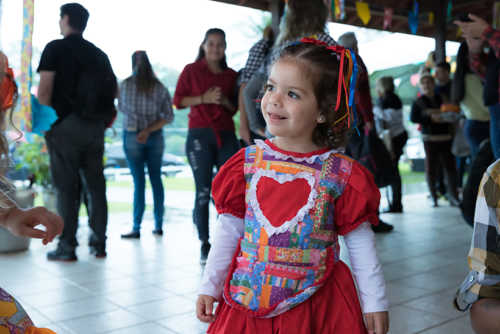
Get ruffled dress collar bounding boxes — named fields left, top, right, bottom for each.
left=255, top=139, right=338, bottom=164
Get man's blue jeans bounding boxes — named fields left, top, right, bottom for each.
left=489, top=104, right=500, bottom=160
left=123, top=130, right=165, bottom=232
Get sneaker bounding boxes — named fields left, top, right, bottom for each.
left=152, top=229, right=163, bottom=236
left=121, top=231, right=140, bottom=239
left=47, top=247, right=77, bottom=262
left=372, top=220, right=394, bottom=233
left=200, top=241, right=211, bottom=265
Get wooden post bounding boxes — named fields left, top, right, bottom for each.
left=434, top=0, right=447, bottom=64
left=270, top=0, right=284, bottom=39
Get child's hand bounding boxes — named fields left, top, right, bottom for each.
left=364, top=311, right=389, bottom=334
left=3, top=207, right=63, bottom=245
left=196, top=294, right=217, bottom=323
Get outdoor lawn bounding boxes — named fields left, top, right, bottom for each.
left=32, top=161, right=425, bottom=216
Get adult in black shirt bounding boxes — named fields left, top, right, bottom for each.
left=410, top=73, right=459, bottom=207
left=38, top=3, right=114, bottom=261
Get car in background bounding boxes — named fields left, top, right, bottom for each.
left=404, top=137, right=425, bottom=172
left=104, top=143, right=185, bottom=180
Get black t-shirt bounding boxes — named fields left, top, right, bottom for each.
left=435, top=81, right=451, bottom=102
left=37, top=33, right=107, bottom=120
left=410, top=94, right=453, bottom=136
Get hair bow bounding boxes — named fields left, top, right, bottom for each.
left=299, top=37, right=358, bottom=130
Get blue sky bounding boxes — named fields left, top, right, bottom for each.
left=0, top=0, right=459, bottom=80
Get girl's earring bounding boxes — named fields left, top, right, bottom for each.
left=317, top=115, right=326, bottom=123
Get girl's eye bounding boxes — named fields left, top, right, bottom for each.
left=264, top=84, right=274, bottom=92
left=288, top=91, right=300, bottom=99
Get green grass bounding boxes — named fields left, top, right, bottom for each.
left=399, top=161, right=426, bottom=185
left=37, top=164, right=425, bottom=216
left=108, top=177, right=195, bottom=192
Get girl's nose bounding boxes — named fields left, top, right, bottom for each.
left=268, top=91, right=281, bottom=106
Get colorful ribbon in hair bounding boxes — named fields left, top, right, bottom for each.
left=298, top=37, right=359, bottom=130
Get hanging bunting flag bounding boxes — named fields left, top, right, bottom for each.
left=428, top=12, right=434, bottom=25
left=356, top=1, right=370, bottom=25
left=20, top=0, right=34, bottom=132
left=446, top=0, right=452, bottom=22
left=493, top=2, right=500, bottom=29
left=383, top=7, right=393, bottom=29
left=408, top=0, right=419, bottom=34
left=339, top=0, right=345, bottom=20
left=330, top=0, right=345, bottom=21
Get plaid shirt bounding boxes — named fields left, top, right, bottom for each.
left=455, top=159, right=500, bottom=311
left=241, top=32, right=337, bottom=84
left=118, top=79, right=174, bottom=131
left=241, top=38, right=272, bottom=84
left=470, top=26, right=500, bottom=104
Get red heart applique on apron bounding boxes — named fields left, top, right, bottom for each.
left=256, top=176, right=311, bottom=228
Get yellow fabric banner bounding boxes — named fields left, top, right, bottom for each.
left=356, top=1, right=370, bottom=25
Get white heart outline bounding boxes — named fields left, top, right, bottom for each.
left=248, top=169, right=317, bottom=237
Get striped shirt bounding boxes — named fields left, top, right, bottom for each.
left=118, top=78, right=174, bottom=131
left=455, top=159, right=500, bottom=311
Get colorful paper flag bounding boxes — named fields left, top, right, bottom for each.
left=446, top=0, right=452, bottom=22
left=383, top=7, right=393, bottom=29
left=356, top=1, right=370, bottom=25
left=330, top=0, right=345, bottom=21
left=493, top=2, right=500, bottom=29
left=20, top=0, right=34, bottom=132
left=408, top=0, right=419, bottom=34
left=428, top=12, right=434, bottom=25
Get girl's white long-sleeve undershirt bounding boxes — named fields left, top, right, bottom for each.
left=199, top=214, right=389, bottom=314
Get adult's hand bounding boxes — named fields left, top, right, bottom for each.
left=136, top=129, right=150, bottom=144
left=454, top=14, right=489, bottom=40
left=465, top=35, right=483, bottom=54
left=202, top=87, right=222, bottom=105
left=2, top=207, right=63, bottom=245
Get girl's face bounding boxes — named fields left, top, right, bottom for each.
left=202, top=33, right=226, bottom=63
left=261, top=59, right=323, bottom=147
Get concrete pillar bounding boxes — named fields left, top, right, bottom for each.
left=434, top=0, right=447, bottom=64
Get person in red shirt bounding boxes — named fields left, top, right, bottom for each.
left=173, top=28, right=239, bottom=264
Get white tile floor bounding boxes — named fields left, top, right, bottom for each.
left=0, top=191, right=474, bottom=333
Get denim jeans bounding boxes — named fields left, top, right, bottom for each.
left=489, top=104, right=500, bottom=159
left=185, top=128, right=240, bottom=242
left=123, top=130, right=165, bottom=232
left=464, top=119, right=490, bottom=161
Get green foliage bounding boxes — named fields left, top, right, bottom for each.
left=15, top=138, right=52, bottom=188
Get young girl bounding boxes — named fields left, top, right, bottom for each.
left=0, top=51, right=63, bottom=334
left=196, top=40, right=389, bottom=333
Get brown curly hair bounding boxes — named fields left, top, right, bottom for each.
left=273, top=42, right=353, bottom=149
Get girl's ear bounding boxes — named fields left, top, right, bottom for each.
left=317, top=114, right=326, bottom=124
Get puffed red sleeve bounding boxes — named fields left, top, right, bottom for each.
left=334, top=161, right=380, bottom=235
left=173, top=64, right=192, bottom=108
left=212, top=148, right=246, bottom=219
